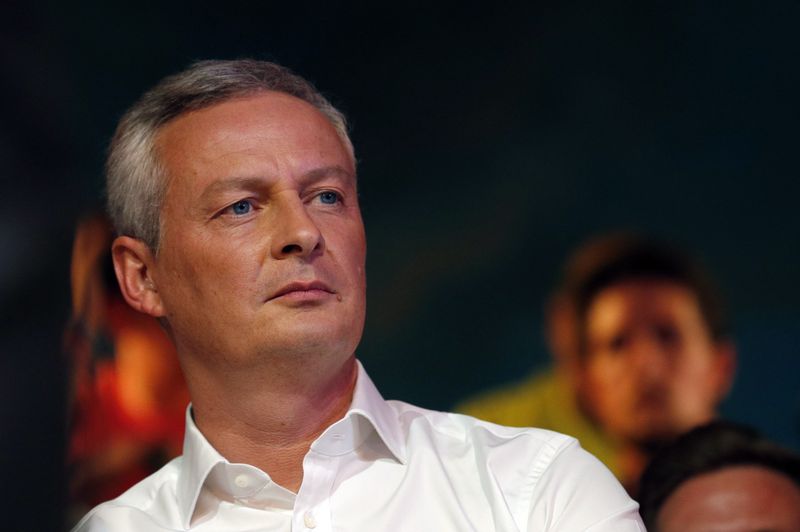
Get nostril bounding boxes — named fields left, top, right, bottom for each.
left=281, top=243, right=303, bottom=255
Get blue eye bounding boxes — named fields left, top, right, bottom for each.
left=230, top=200, right=252, bottom=215
left=319, top=191, right=340, bottom=205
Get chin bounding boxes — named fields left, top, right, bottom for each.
left=265, top=320, right=361, bottom=358
left=624, top=422, right=682, bottom=449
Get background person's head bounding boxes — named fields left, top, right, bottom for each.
left=639, top=421, right=800, bottom=532
left=562, top=234, right=735, bottom=450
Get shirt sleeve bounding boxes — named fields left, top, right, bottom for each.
left=526, top=439, right=646, bottom=531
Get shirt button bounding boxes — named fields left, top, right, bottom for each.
left=303, top=511, right=317, bottom=529
left=234, top=474, right=249, bottom=488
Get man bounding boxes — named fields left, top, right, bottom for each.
left=73, top=59, right=642, bottom=531
left=460, top=234, right=736, bottom=494
left=638, top=421, right=800, bottom=531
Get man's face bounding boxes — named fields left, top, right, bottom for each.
left=657, top=465, right=800, bottom=532
left=147, top=92, right=366, bottom=370
left=578, top=279, right=732, bottom=446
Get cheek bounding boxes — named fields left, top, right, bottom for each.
left=328, top=224, right=367, bottom=284
left=585, top=358, right=632, bottom=406
left=159, top=239, right=261, bottom=316
left=671, top=355, right=718, bottom=405
left=588, top=356, right=628, bottom=387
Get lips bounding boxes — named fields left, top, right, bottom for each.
left=268, top=280, right=335, bottom=301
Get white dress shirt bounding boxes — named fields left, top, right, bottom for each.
left=72, top=361, right=644, bottom=531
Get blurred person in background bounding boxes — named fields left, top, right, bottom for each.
left=65, top=213, right=189, bottom=520
left=638, top=421, right=800, bottom=532
left=460, top=234, right=736, bottom=494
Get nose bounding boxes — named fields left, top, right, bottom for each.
left=270, top=195, right=324, bottom=260
left=630, top=336, right=670, bottom=383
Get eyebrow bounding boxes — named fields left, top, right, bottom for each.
left=199, top=165, right=356, bottom=201
left=199, top=176, right=265, bottom=201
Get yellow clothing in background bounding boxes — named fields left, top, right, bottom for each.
left=456, top=368, right=620, bottom=478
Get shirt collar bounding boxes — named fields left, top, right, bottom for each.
left=176, top=359, right=406, bottom=528
left=176, top=407, right=226, bottom=529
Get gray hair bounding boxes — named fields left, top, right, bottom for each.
left=106, top=59, right=353, bottom=251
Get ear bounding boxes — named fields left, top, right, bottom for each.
left=111, top=236, right=166, bottom=318
left=711, top=339, right=737, bottom=401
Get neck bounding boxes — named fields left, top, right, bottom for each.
left=187, top=355, right=358, bottom=492
left=617, top=443, right=651, bottom=496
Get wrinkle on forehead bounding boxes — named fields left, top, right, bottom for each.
left=198, top=166, right=355, bottom=203
left=156, top=91, right=355, bottom=172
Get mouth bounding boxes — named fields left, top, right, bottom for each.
left=634, top=390, right=668, bottom=413
left=268, top=280, right=336, bottom=303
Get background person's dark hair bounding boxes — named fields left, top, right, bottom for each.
left=638, top=420, right=800, bottom=530
left=560, top=233, right=730, bottom=357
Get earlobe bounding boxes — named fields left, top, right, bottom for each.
left=111, top=236, right=166, bottom=317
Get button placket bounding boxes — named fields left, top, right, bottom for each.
left=294, top=451, right=337, bottom=531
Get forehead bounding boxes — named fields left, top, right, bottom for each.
left=587, top=279, right=704, bottom=329
left=155, top=91, right=355, bottom=187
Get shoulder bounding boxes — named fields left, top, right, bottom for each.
left=71, top=458, right=183, bottom=532
left=388, top=402, right=643, bottom=530
left=390, top=398, right=585, bottom=491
